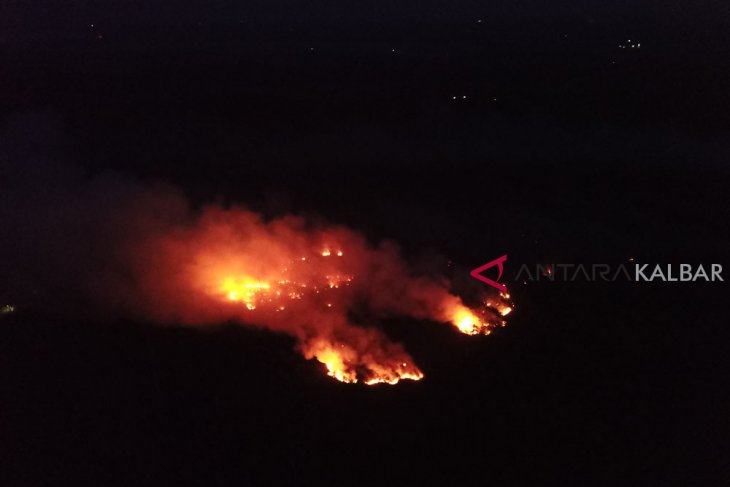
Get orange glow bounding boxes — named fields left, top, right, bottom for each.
left=315, top=345, right=359, bottom=383
left=486, top=297, right=513, bottom=317
left=130, top=205, right=514, bottom=384
left=452, top=306, right=491, bottom=335
left=221, top=277, right=271, bottom=310
left=195, top=243, right=428, bottom=385
left=445, top=290, right=513, bottom=335
left=308, top=340, right=423, bottom=385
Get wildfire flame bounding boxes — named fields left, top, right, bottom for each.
left=306, top=339, right=424, bottom=385
left=197, top=245, right=512, bottom=383
left=202, top=249, right=427, bottom=384
left=102, top=204, right=513, bottom=385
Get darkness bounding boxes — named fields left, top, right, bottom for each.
left=1, top=1, right=729, bottom=485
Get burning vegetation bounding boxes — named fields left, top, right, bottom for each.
left=104, top=206, right=513, bottom=384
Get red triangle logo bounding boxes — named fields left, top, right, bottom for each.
left=470, top=255, right=508, bottom=292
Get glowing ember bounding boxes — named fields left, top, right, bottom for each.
left=486, top=293, right=513, bottom=317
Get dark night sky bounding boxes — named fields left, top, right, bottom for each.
left=1, top=2, right=729, bottom=486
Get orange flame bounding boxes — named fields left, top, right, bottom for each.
left=304, top=339, right=423, bottom=385
left=114, top=206, right=513, bottom=385
left=445, top=292, right=513, bottom=336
